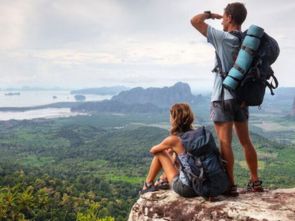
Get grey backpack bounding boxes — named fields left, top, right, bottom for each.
left=179, top=127, right=229, bottom=197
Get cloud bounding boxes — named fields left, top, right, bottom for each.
left=0, top=1, right=34, bottom=49
left=0, top=0, right=294, bottom=89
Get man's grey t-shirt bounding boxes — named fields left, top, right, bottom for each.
left=207, top=25, right=240, bottom=102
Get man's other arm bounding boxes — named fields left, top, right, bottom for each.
left=191, top=12, right=222, bottom=37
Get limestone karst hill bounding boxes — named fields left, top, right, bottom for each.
left=112, top=82, right=202, bottom=108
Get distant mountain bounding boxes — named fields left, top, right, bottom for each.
left=74, top=95, right=86, bottom=101
left=71, top=86, right=129, bottom=95
left=291, top=97, right=295, bottom=118
left=68, top=82, right=202, bottom=113
left=111, top=82, right=200, bottom=108
left=265, top=87, right=295, bottom=99
left=0, top=83, right=203, bottom=114
left=276, top=87, right=295, bottom=95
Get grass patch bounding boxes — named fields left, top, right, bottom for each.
left=106, top=175, right=143, bottom=184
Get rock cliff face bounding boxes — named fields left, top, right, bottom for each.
left=129, top=188, right=295, bottom=221
left=112, top=82, right=199, bottom=108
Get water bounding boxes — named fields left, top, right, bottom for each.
left=0, top=108, right=89, bottom=121
left=0, top=91, right=112, bottom=120
left=0, top=90, right=111, bottom=107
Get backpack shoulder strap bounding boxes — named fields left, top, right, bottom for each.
left=229, top=30, right=243, bottom=42
left=212, top=52, right=228, bottom=78
left=212, top=31, right=242, bottom=78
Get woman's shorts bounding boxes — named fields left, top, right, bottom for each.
left=210, top=99, right=249, bottom=122
left=172, top=176, right=198, bottom=198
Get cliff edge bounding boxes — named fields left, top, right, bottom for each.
left=128, top=188, right=295, bottom=221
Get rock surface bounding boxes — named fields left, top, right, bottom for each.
left=128, top=188, right=295, bottom=221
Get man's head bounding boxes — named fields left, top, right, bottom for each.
left=222, top=2, right=247, bottom=31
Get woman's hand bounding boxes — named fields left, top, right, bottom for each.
left=166, top=148, right=174, bottom=155
left=149, top=147, right=157, bottom=155
left=149, top=137, right=175, bottom=155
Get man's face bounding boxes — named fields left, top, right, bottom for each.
left=222, top=12, right=231, bottom=31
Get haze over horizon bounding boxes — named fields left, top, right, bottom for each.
left=1, top=0, right=294, bottom=90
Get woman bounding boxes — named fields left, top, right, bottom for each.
left=140, top=103, right=199, bottom=197
left=140, top=103, right=229, bottom=198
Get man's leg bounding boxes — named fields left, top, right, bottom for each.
left=234, top=121, right=258, bottom=182
left=214, top=121, right=235, bottom=185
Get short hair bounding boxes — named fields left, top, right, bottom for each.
left=225, top=2, right=247, bottom=26
left=170, top=103, right=194, bottom=135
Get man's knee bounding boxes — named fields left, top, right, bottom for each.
left=219, top=140, right=232, bottom=148
left=238, top=134, right=253, bottom=147
left=240, top=139, right=254, bottom=149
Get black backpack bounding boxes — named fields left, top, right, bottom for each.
left=215, top=30, right=280, bottom=106
left=235, top=32, right=279, bottom=106
left=178, top=127, right=229, bottom=197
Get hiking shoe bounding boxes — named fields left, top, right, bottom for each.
left=139, top=182, right=158, bottom=195
left=223, top=184, right=239, bottom=197
left=154, top=178, right=170, bottom=190
left=245, top=180, right=264, bottom=193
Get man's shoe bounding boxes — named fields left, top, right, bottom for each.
left=246, top=180, right=264, bottom=192
left=240, top=180, right=264, bottom=193
left=223, top=184, right=239, bottom=197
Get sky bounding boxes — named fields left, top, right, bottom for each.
left=0, top=0, right=294, bottom=91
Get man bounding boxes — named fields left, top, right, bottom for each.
left=191, top=2, right=263, bottom=196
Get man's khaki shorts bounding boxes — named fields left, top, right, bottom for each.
left=210, top=99, right=249, bottom=122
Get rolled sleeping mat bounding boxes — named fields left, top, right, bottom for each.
left=247, top=25, right=264, bottom=38
left=223, top=25, right=264, bottom=90
left=235, top=49, right=254, bottom=71
left=243, top=35, right=261, bottom=50
left=223, top=75, right=239, bottom=89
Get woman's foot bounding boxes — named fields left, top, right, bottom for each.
left=139, top=182, right=158, bottom=195
left=154, top=178, right=170, bottom=190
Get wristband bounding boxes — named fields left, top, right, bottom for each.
left=204, top=10, right=211, bottom=19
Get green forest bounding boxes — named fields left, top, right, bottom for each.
left=0, top=113, right=295, bottom=220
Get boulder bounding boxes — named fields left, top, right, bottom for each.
left=128, top=188, right=295, bottom=221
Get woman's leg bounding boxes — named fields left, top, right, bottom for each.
left=155, top=150, right=176, bottom=184
left=144, top=151, right=178, bottom=189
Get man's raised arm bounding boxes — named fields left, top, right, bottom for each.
left=191, top=12, right=222, bottom=37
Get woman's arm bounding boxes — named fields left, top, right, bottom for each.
left=150, top=136, right=182, bottom=155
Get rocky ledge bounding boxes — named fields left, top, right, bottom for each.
left=128, top=188, right=295, bottom=221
